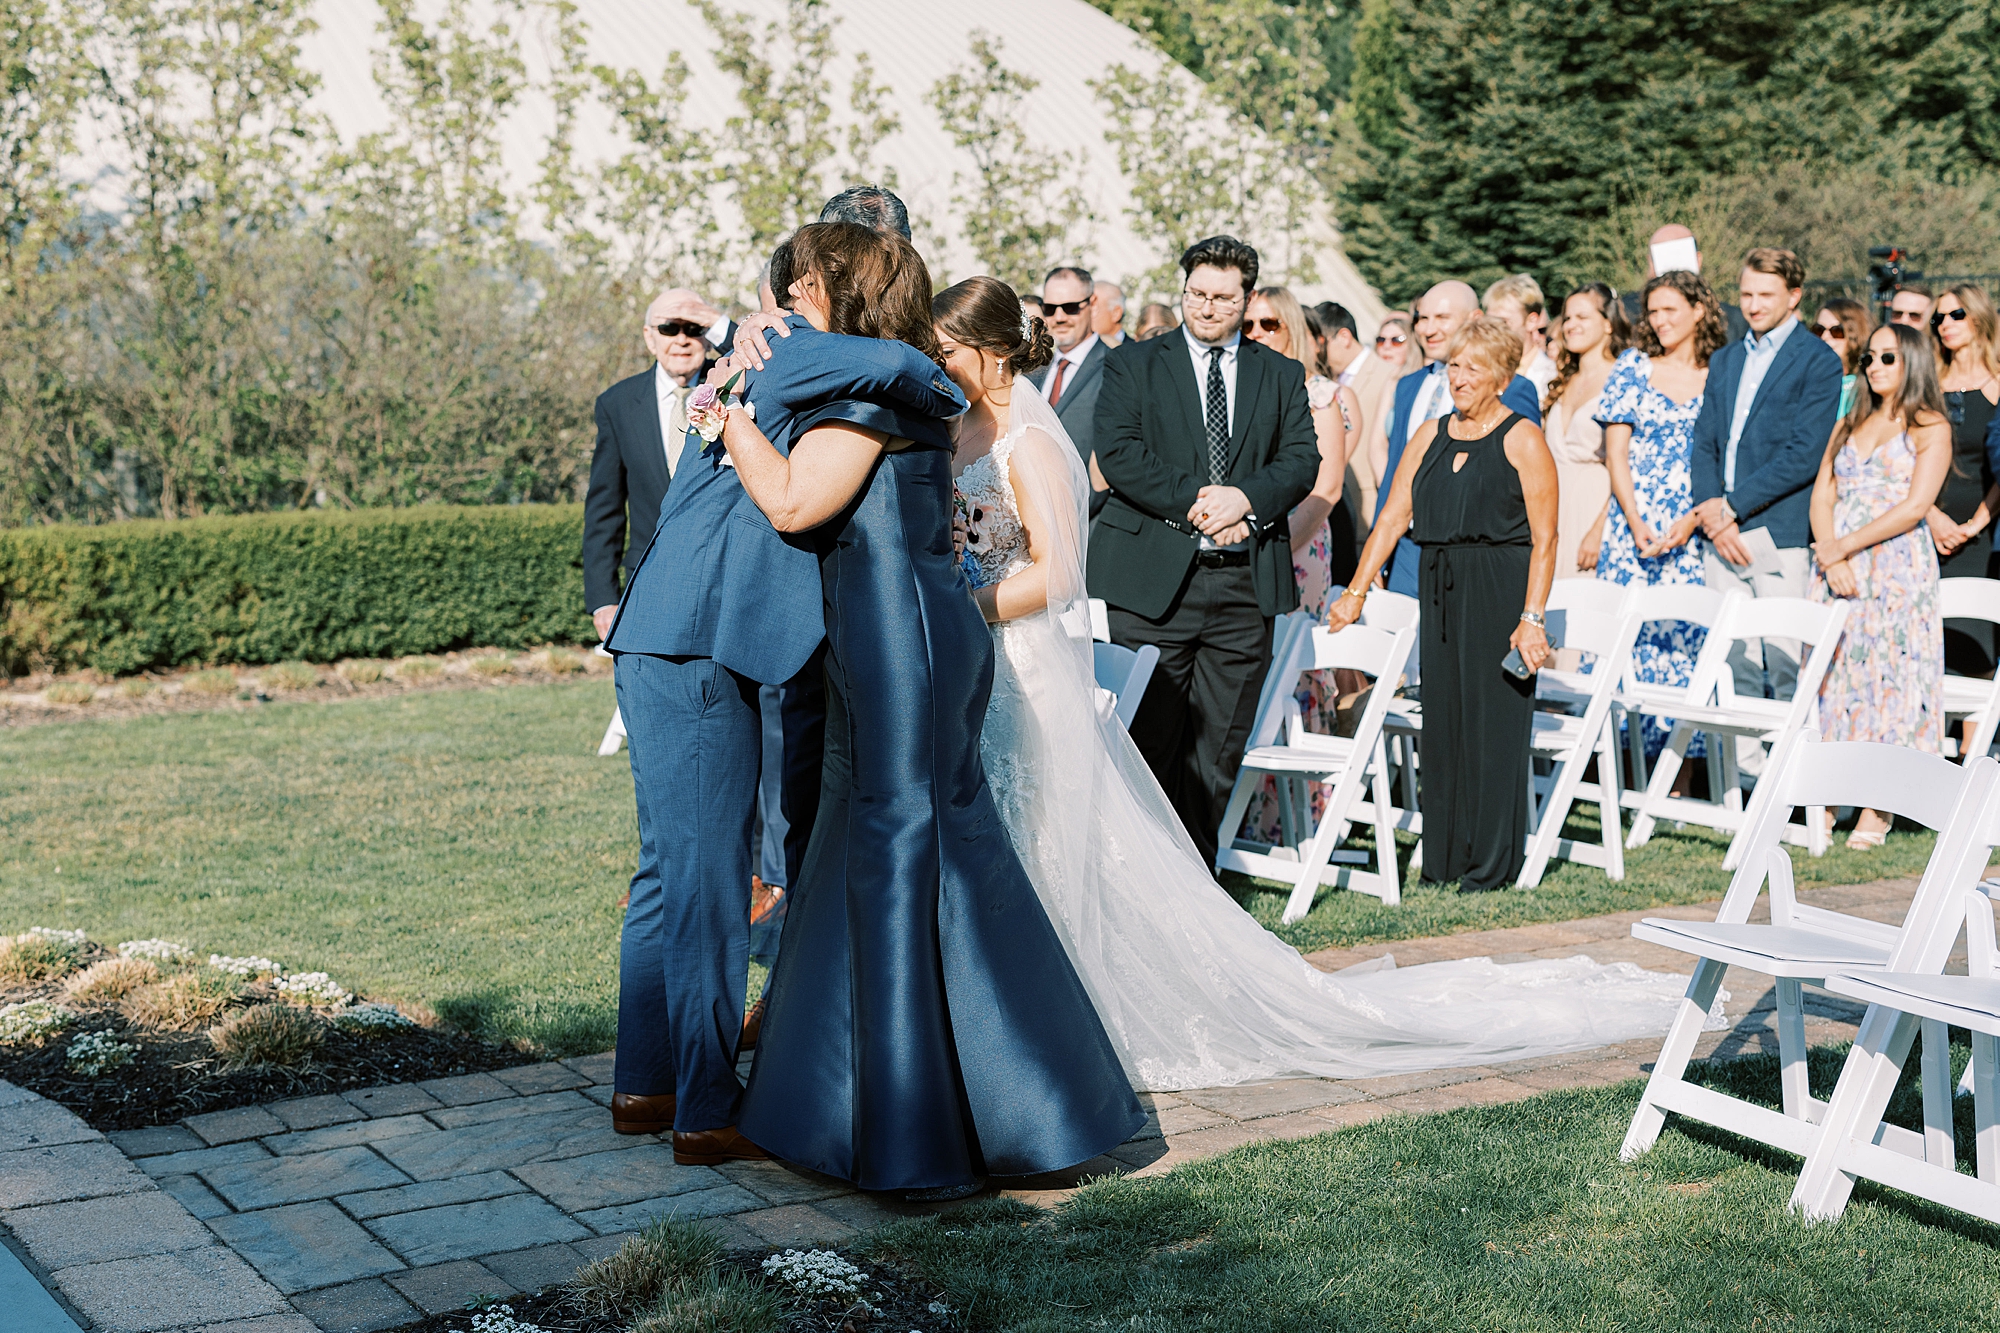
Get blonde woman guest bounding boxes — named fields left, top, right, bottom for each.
left=1812, top=298, right=1872, bottom=418
left=1926, top=285, right=2000, bottom=680
left=1543, top=282, right=1629, bottom=577
left=1810, top=322, right=1951, bottom=848
left=1244, top=286, right=1362, bottom=613
left=1331, top=318, right=1557, bottom=893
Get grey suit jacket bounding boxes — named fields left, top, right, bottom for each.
left=1030, top=337, right=1110, bottom=464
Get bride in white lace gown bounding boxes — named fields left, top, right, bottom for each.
left=933, top=278, right=1716, bottom=1092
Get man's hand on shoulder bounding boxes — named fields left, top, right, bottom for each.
left=732, top=312, right=794, bottom=370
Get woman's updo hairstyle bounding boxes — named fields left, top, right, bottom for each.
left=931, top=276, right=1055, bottom=375
left=786, top=221, right=944, bottom=364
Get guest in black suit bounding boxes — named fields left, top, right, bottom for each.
left=1089, top=235, right=1321, bottom=865
left=1031, top=265, right=1113, bottom=513
left=582, top=287, right=732, bottom=637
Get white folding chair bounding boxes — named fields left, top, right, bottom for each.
left=1088, top=597, right=1111, bottom=644
left=1331, top=588, right=1426, bottom=844
left=1941, top=578, right=2000, bottom=762
left=1796, top=883, right=2000, bottom=1224
left=1624, top=594, right=1846, bottom=868
left=1217, top=619, right=1418, bottom=919
left=1517, top=595, right=1643, bottom=888
left=1092, top=641, right=1160, bottom=731
left=1621, top=735, right=2000, bottom=1166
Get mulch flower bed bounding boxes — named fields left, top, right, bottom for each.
left=0, top=931, right=536, bottom=1131
left=396, top=1252, right=960, bottom=1333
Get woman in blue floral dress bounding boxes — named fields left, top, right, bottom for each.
left=1595, top=271, right=1728, bottom=757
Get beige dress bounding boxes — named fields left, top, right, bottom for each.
left=1546, top=390, right=1608, bottom=579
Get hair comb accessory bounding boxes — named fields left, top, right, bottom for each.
left=1019, top=307, right=1032, bottom=340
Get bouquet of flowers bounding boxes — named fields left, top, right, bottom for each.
left=953, top=487, right=987, bottom=588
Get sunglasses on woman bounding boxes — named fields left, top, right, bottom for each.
left=1247, top=317, right=1285, bottom=334
left=1377, top=333, right=1408, bottom=346
left=1858, top=350, right=1898, bottom=368
left=1813, top=322, right=1845, bottom=341
left=1932, top=307, right=1970, bottom=328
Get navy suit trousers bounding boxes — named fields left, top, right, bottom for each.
left=751, top=650, right=825, bottom=966
left=613, top=653, right=760, bottom=1130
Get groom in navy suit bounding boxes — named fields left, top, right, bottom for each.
left=1686, top=247, right=1842, bottom=774
left=605, top=229, right=966, bottom=1164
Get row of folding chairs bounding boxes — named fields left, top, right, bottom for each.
left=1622, top=730, right=2000, bottom=1227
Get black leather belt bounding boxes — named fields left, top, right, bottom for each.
left=1195, top=549, right=1250, bottom=568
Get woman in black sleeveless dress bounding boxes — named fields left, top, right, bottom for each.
left=1928, top=285, right=2000, bottom=680
left=1330, top=317, right=1560, bottom=891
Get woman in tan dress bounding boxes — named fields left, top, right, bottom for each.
left=1543, top=283, right=1629, bottom=577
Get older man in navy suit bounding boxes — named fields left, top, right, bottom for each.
left=1375, top=280, right=1544, bottom=599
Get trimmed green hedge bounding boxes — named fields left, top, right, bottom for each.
left=0, top=505, right=592, bottom=676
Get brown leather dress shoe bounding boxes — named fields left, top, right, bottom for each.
left=673, top=1125, right=769, bottom=1165
left=610, top=1092, right=676, bottom=1135
left=750, top=876, right=785, bottom=925
left=739, top=997, right=766, bottom=1052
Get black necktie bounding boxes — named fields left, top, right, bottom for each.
left=1204, top=346, right=1228, bottom=483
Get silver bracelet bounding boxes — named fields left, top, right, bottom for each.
left=1519, top=610, right=1546, bottom=627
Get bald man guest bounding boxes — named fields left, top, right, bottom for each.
left=1373, top=280, right=1543, bottom=599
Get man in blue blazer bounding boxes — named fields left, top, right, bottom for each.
left=1378, top=281, right=1543, bottom=598
left=1685, top=248, right=1842, bottom=747
left=603, top=302, right=965, bottom=1164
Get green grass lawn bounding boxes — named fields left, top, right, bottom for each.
left=872, top=1076, right=2000, bottom=1332
left=0, top=682, right=1934, bottom=1053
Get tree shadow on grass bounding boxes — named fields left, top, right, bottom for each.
left=433, top=988, right=615, bottom=1058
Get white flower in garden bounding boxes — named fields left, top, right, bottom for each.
left=272, top=971, right=352, bottom=1008
left=209, top=954, right=283, bottom=978
left=67, top=1030, right=138, bottom=1074
left=333, top=1002, right=412, bottom=1032
left=0, top=1000, right=76, bottom=1044
left=27, top=927, right=87, bottom=945
left=119, top=939, right=191, bottom=962
left=469, top=1304, right=546, bottom=1333
left=761, top=1248, right=868, bottom=1299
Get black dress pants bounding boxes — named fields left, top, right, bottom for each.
left=1106, top=562, right=1273, bottom=867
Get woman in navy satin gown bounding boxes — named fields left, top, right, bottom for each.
left=714, top=223, right=1142, bottom=1197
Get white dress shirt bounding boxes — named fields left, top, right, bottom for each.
left=1521, top=348, right=1557, bottom=403
left=1334, top=344, right=1373, bottom=389
left=1413, top=361, right=1453, bottom=431
left=1043, top=332, right=1100, bottom=405
left=1184, top=326, right=1245, bottom=548
left=1725, top=315, right=1799, bottom=492
left=655, top=363, right=698, bottom=479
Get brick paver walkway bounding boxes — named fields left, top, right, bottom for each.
left=0, top=876, right=1923, bottom=1332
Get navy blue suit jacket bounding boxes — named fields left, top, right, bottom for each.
left=606, top=318, right=968, bottom=685
left=1689, top=324, right=1843, bottom=550
left=1380, top=364, right=1543, bottom=597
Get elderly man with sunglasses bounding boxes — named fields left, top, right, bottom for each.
left=1031, top=265, right=1115, bottom=514
left=584, top=288, right=736, bottom=641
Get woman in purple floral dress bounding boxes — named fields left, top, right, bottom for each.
left=1810, top=322, right=1952, bottom=849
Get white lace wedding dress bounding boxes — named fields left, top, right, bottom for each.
left=958, top=389, right=1719, bottom=1092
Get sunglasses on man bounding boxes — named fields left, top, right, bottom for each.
left=1042, top=299, right=1091, bottom=316
left=653, top=320, right=709, bottom=339
left=1932, top=307, right=1970, bottom=329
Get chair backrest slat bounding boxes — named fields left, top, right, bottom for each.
left=1940, top=577, right=2000, bottom=626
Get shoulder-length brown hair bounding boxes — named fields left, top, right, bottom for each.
left=786, top=221, right=944, bottom=365
left=1633, top=270, right=1728, bottom=368
left=1937, top=284, right=2000, bottom=379
left=1836, top=321, right=1949, bottom=449
left=1815, top=297, right=1873, bottom=375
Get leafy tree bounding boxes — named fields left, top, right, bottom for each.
left=1092, top=61, right=1319, bottom=301
left=927, top=31, right=1092, bottom=294
left=1343, top=0, right=2000, bottom=303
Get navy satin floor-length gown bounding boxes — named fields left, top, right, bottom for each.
left=738, top=438, right=1143, bottom=1192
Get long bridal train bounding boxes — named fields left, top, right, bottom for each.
left=961, top=388, right=1721, bottom=1092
